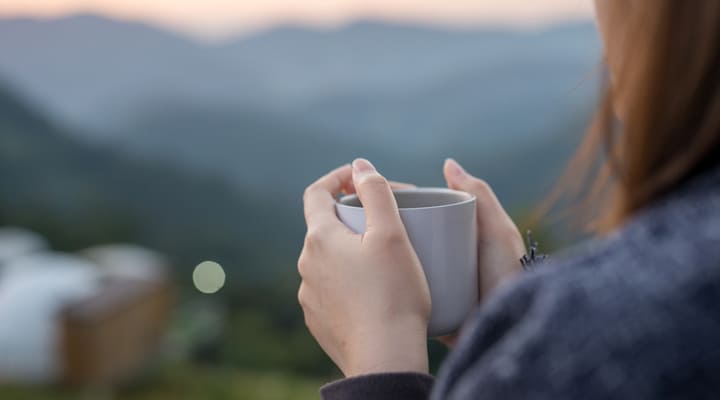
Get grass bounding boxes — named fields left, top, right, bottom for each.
left=0, top=364, right=329, bottom=400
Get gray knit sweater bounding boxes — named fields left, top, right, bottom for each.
left=321, top=164, right=720, bottom=399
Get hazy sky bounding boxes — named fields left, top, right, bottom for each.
left=0, top=1, right=595, bottom=40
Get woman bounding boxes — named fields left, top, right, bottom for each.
left=297, top=1, right=720, bottom=398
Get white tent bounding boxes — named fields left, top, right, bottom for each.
left=0, top=253, right=100, bottom=384
left=0, top=227, right=48, bottom=268
left=81, top=244, right=168, bottom=283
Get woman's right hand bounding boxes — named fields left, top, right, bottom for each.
left=439, top=159, right=526, bottom=346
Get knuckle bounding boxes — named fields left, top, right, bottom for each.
left=297, top=286, right=307, bottom=308
left=302, top=185, right=317, bottom=203
left=305, top=222, right=336, bottom=248
left=470, top=178, right=492, bottom=195
left=304, top=229, right=323, bottom=247
left=297, top=254, right=308, bottom=278
left=305, top=225, right=333, bottom=248
left=303, top=209, right=321, bottom=226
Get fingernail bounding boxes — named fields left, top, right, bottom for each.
left=445, top=158, right=465, bottom=177
left=352, top=158, right=376, bottom=176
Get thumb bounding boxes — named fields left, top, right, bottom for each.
left=352, top=158, right=404, bottom=235
left=443, top=158, right=503, bottom=215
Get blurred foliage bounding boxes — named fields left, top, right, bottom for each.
left=0, top=82, right=302, bottom=288
left=221, top=309, right=334, bottom=375
left=0, top=364, right=324, bottom=400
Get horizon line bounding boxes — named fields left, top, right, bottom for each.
left=0, top=10, right=595, bottom=43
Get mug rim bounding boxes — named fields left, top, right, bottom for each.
left=336, top=187, right=476, bottom=211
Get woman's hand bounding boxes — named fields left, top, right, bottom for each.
left=298, top=159, right=431, bottom=377
left=438, top=159, right=526, bottom=347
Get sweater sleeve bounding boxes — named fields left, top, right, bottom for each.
left=320, top=372, right=434, bottom=400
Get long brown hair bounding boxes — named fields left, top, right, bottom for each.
left=551, top=1, right=720, bottom=232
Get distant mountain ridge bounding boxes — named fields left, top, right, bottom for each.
left=0, top=14, right=262, bottom=132
left=0, top=13, right=599, bottom=212
left=0, top=14, right=600, bottom=132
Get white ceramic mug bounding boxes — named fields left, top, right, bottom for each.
left=336, top=188, right=478, bottom=337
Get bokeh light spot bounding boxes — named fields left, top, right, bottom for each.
left=192, top=261, right=226, bottom=294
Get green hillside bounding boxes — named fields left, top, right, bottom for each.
left=0, top=82, right=340, bottom=380
left=0, top=83, right=302, bottom=289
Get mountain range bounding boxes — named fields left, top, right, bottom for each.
left=0, top=15, right=599, bottom=129
left=0, top=13, right=601, bottom=231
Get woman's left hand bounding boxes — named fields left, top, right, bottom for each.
left=298, top=159, right=431, bottom=377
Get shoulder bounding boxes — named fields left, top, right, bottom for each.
left=433, top=169, right=720, bottom=399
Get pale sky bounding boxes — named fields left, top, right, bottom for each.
left=0, top=0, right=595, bottom=40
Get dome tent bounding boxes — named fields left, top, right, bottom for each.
left=81, top=244, right=168, bottom=283
left=0, top=227, right=47, bottom=268
left=0, top=252, right=100, bottom=383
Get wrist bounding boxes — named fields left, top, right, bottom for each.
left=343, top=316, right=429, bottom=377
